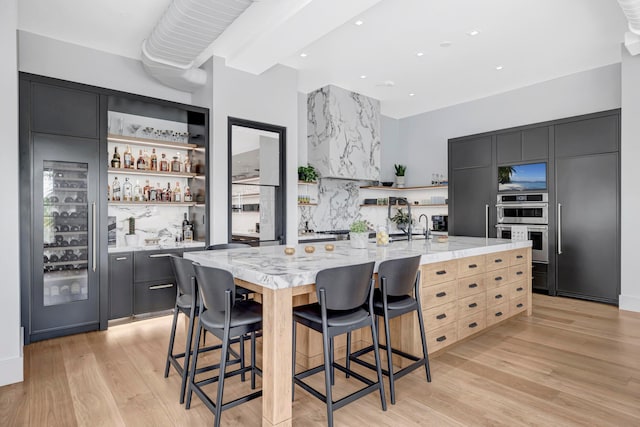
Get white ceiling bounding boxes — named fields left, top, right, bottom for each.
left=18, top=0, right=629, bottom=119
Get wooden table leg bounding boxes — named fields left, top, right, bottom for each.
left=261, top=287, right=293, bottom=427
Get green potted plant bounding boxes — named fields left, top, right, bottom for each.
left=349, top=219, right=370, bottom=249
left=394, top=164, right=406, bottom=188
left=124, top=216, right=138, bottom=246
left=298, top=164, right=319, bottom=182
left=390, top=208, right=412, bottom=231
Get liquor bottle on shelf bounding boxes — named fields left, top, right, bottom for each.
left=160, top=153, right=169, bottom=172
left=143, top=150, right=150, bottom=170
left=123, top=145, right=133, bottom=169
left=150, top=148, right=158, bottom=171
left=184, top=185, right=193, bottom=202
left=123, top=177, right=133, bottom=201
left=163, top=182, right=172, bottom=202
left=111, top=147, right=121, bottom=168
left=173, top=182, right=182, bottom=202
left=112, top=177, right=121, bottom=201
left=136, top=150, right=146, bottom=170
left=133, top=180, right=142, bottom=202
left=182, top=212, right=191, bottom=240
left=143, top=180, right=151, bottom=201
left=107, top=184, right=111, bottom=201
left=184, top=155, right=191, bottom=173
left=171, top=153, right=181, bottom=173
left=150, top=182, right=158, bottom=201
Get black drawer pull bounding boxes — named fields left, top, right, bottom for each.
left=516, top=287, right=524, bottom=292
left=436, top=270, right=447, bottom=275
left=149, top=253, right=172, bottom=258
left=149, top=283, right=174, bottom=290
left=436, top=291, right=447, bottom=298
left=516, top=255, right=523, bottom=259
left=516, top=271, right=523, bottom=276
left=517, top=303, right=524, bottom=308
left=436, top=336, right=447, bottom=342
left=468, top=263, right=478, bottom=269
left=436, top=313, right=447, bottom=320
left=495, top=311, right=503, bottom=317
left=468, top=322, right=478, bottom=329
left=495, top=276, right=503, bottom=281
left=495, top=294, right=503, bottom=299
left=494, top=258, right=503, bottom=263
left=115, top=257, right=128, bottom=261
left=468, top=302, right=478, bottom=308
left=468, top=283, right=478, bottom=289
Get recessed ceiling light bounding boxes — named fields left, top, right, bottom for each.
left=495, top=65, right=503, bottom=70
left=360, top=75, right=367, bottom=79
left=416, top=52, right=424, bottom=57
left=355, top=20, right=364, bottom=26
left=440, top=41, right=452, bottom=48
left=409, top=93, right=415, bottom=97
left=300, top=52, right=307, bottom=58
left=467, top=30, right=480, bottom=36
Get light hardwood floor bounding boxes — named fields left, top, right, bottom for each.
left=2, top=294, right=640, bottom=426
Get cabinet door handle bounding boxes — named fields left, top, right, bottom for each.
left=436, top=270, right=447, bottom=275
left=436, top=292, right=447, bottom=298
left=495, top=276, right=503, bottom=281
left=436, top=313, right=447, bottom=320
left=468, top=263, right=477, bottom=269
left=516, top=255, right=523, bottom=259
left=558, top=203, right=563, bottom=255
left=469, top=322, right=478, bottom=329
left=115, top=257, right=128, bottom=261
left=485, top=204, right=489, bottom=239
left=495, top=311, right=503, bottom=317
left=468, top=302, right=478, bottom=308
left=468, top=283, right=478, bottom=289
left=494, top=258, right=503, bottom=264
left=516, top=271, right=523, bottom=276
left=495, top=294, right=503, bottom=299
left=92, top=202, right=97, bottom=272
left=517, top=303, right=524, bottom=308
left=516, top=287, right=524, bottom=292
left=149, top=283, right=174, bottom=290
left=149, top=253, right=172, bottom=258
left=436, top=336, right=447, bottom=342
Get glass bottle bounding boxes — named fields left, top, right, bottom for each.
left=143, top=180, right=151, bottom=202
left=150, top=148, right=158, bottom=171
left=149, top=183, right=158, bottom=202
left=123, top=177, right=133, bottom=201
left=163, top=182, right=172, bottom=202
left=110, top=146, right=121, bottom=168
left=123, top=145, right=133, bottom=169
left=173, top=182, right=181, bottom=202
left=171, top=153, right=181, bottom=173
left=136, top=150, right=146, bottom=170
left=183, top=225, right=193, bottom=242
left=183, top=185, right=192, bottom=202
left=183, top=155, right=191, bottom=173
left=133, top=180, right=142, bottom=202
left=160, top=153, right=168, bottom=172
left=112, top=177, right=121, bottom=201
left=107, top=184, right=111, bottom=201
left=182, top=212, right=190, bottom=240
left=143, top=150, right=150, bottom=170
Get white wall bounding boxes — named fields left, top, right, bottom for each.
left=211, top=56, right=298, bottom=244
left=380, top=115, right=401, bottom=182
left=398, top=64, right=621, bottom=187
left=620, top=48, right=640, bottom=312
left=18, top=31, right=191, bottom=105
left=0, top=0, right=23, bottom=386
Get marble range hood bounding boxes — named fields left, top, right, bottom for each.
left=307, top=85, right=381, bottom=181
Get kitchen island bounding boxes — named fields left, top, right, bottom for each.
left=184, top=236, right=532, bottom=427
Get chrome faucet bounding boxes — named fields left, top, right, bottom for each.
left=419, top=214, right=431, bottom=239
left=399, top=198, right=413, bottom=241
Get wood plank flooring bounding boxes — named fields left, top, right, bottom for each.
left=2, top=294, right=640, bottom=426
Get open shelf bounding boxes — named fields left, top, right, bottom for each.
left=107, top=134, right=198, bottom=150
left=360, top=185, right=448, bottom=190
left=109, top=201, right=197, bottom=206
left=107, top=167, right=199, bottom=178
left=360, top=204, right=448, bottom=207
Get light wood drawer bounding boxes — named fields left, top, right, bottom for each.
left=458, top=293, right=486, bottom=318
left=509, top=248, right=528, bottom=266
left=424, top=301, right=458, bottom=331
left=458, top=311, right=486, bottom=340
left=511, top=294, right=528, bottom=315
left=486, top=252, right=509, bottom=271
left=421, top=280, right=457, bottom=309
left=457, top=255, right=486, bottom=278
left=486, top=302, right=510, bottom=326
left=486, top=283, right=510, bottom=307
left=457, top=274, right=486, bottom=299
left=509, top=280, right=528, bottom=300
left=426, top=322, right=458, bottom=354
left=508, top=265, right=527, bottom=283
left=485, top=267, right=509, bottom=288
left=422, top=260, right=458, bottom=286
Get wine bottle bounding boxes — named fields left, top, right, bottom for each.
left=111, top=147, right=121, bottom=168
left=182, top=212, right=190, bottom=240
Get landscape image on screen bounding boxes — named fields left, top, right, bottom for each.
left=498, top=162, right=546, bottom=191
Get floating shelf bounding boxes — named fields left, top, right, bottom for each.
left=108, top=167, right=199, bottom=179
left=107, top=133, right=198, bottom=150
left=298, top=181, right=318, bottom=185
left=360, top=185, right=448, bottom=190
left=360, top=204, right=448, bottom=208
left=109, top=201, right=197, bottom=206
left=297, top=203, right=318, bottom=206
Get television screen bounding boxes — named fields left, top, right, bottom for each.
left=498, top=162, right=546, bottom=192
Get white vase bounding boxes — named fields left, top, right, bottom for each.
left=395, top=175, right=405, bottom=188
left=349, top=232, right=369, bottom=249
left=125, top=234, right=139, bottom=246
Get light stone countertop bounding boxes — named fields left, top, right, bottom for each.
left=108, top=241, right=206, bottom=253
left=184, top=236, right=531, bottom=290
left=298, top=233, right=339, bottom=242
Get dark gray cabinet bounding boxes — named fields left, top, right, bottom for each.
left=108, top=253, right=133, bottom=319
left=496, top=126, right=549, bottom=164
left=448, top=136, right=496, bottom=237
left=133, top=250, right=180, bottom=314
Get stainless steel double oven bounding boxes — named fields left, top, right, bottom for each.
left=496, top=192, right=549, bottom=263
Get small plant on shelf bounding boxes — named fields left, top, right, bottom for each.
left=390, top=208, right=412, bottom=229
left=127, top=217, right=136, bottom=235
left=298, top=164, right=319, bottom=182
left=125, top=216, right=138, bottom=246
left=393, top=164, right=406, bottom=177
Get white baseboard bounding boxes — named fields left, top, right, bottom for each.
left=0, top=354, right=24, bottom=386
left=619, top=294, right=640, bottom=313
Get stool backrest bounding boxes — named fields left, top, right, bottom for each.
left=192, top=263, right=236, bottom=312
left=205, top=243, right=251, bottom=250
left=315, top=262, right=375, bottom=311
left=170, top=255, right=197, bottom=297
left=378, top=255, right=421, bottom=297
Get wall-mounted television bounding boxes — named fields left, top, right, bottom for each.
left=498, top=162, right=547, bottom=192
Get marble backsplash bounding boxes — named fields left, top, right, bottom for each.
left=109, top=205, right=189, bottom=247
left=299, top=178, right=364, bottom=232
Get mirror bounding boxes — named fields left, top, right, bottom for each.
left=228, top=118, right=286, bottom=245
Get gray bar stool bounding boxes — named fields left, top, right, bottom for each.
left=346, top=255, right=431, bottom=404
left=186, top=263, right=262, bottom=427
left=205, top=243, right=253, bottom=300
left=292, top=261, right=387, bottom=427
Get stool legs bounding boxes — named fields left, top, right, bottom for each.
left=416, top=306, right=431, bottom=382
left=164, top=303, right=180, bottom=378
left=382, top=310, right=396, bottom=404
left=214, top=328, right=231, bottom=427
left=179, top=304, right=197, bottom=404
left=321, top=326, right=335, bottom=427
left=370, top=322, right=387, bottom=412
left=185, top=315, right=203, bottom=410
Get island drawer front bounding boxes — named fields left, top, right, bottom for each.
left=133, top=280, right=176, bottom=314
left=422, top=260, right=458, bottom=286
left=457, top=256, right=486, bottom=278
left=486, top=252, right=509, bottom=271
left=458, top=311, right=487, bottom=340
left=508, top=265, right=527, bottom=283
left=509, top=248, right=528, bottom=266
left=486, top=302, right=510, bottom=327
left=458, top=293, right=487, bottom=318
left=426, top=322, right=458, bottom=354
left=486, top=284, right=510, bottom=307
left=509, top=280, right=528, bottom=300
left=424, top=301, right=458, bottom=330
left=421, top=280, right=457, bottom=309
left=457, top=274, right=486, bottom=298
left=485, top=267, right=510, bottom=289
left=511, top=295, right=528, bottom=315
left=134, top=249, right=183, bottom=283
